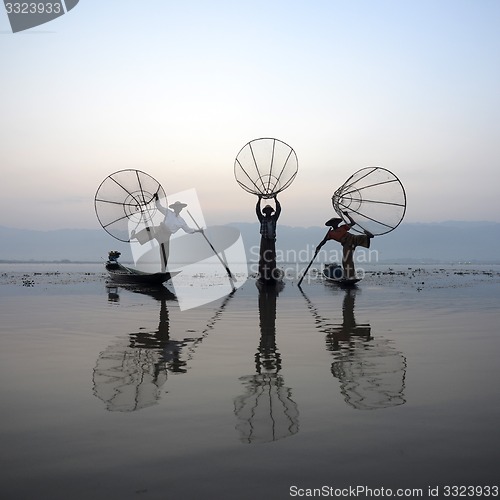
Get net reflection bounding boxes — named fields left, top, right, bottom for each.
left=302, top=287, right=407, bottom=410
left=234, top=282, right=299, bottom=444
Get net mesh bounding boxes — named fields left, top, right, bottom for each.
left=331, top=337, right=407, bottom=410
left=332, top=167, right=406, bottom=236
left=94, top=169, right=166, bottom=242
left=234, top=374, right=299, bottom=443
left=234, top=137, right=298, bottom=198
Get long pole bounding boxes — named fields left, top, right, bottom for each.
left=186, top=210, right=236, bottom=291
left=297, top=230, right=329, bottom=287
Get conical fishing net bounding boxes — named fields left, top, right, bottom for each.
left=94, top=169, right=166, bottom=242
left=332, top=167, right=406, bottom=236
left=234, top=137, right=298, bottom=198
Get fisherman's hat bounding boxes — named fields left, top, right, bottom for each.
left=169, top=201, right=188, bottom=210
left=325, top=217, right=342, bottom=227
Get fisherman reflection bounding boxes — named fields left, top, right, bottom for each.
left=93, top=286, right=184, bottom=412
left=255, top=283, right=282, bottom=373
left=303, top=287, right=407, bottom=410
left=129, top=289, right=187, bottom=374
left=330, top=289, right=406, bottom=410
left=234, top=283, right=299, bottom=443
left=324, top=288, right=371, bottom=351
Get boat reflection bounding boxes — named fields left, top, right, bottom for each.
left=234, top=282, right=299, bottom=443
left=302, top=286, right=407, bottom=410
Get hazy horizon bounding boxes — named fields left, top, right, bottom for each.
left=1, top=218, right=500, bottom=233
left=2, top=220, right=499, bottom=264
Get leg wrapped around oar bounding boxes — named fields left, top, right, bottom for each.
left=341, top=233, right=370, bottom=279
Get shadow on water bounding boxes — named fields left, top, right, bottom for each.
left=301, top=284, right=407, bottom=410
left=92, top=284, right=236, bottom=412
left=233, top=281, right=300, bottom=444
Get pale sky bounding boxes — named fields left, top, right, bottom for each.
left=1, top=0, right=499, bottom=230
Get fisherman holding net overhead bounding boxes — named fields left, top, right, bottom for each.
left=317, top=211, right=374, bottom=280
left=233, top=137, right=299, bottom=282
left=130, top=194, right=202, bottom=271
left=256, top=195, right=281, bottom=282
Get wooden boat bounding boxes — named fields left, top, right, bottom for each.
left=105, top=251, right=177, bottom=285
left=322, top=263, right=361, bottom=287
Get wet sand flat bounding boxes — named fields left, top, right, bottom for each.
left=0, top=264, right=499, bottom=499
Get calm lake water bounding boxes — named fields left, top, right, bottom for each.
left=1, top=263, right=499, bottom=499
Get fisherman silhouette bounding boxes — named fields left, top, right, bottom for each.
left=318, top=211, right=374, bottom=280
left=130, top=193, right=202, bottom=272
left=256, top=195, right=281, bottom=282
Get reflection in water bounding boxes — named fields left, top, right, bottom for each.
left=234, top=282, right=299, bottom=443
left=302, top=287, right=407, bottom=410
left=93, top=286, right=178, bottom=412
left=93, top=285, right=235, bottom=412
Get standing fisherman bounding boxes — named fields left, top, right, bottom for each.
left=256, top=195, right=281, bottom=282
left=130, top=194, right=202, bottom=272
